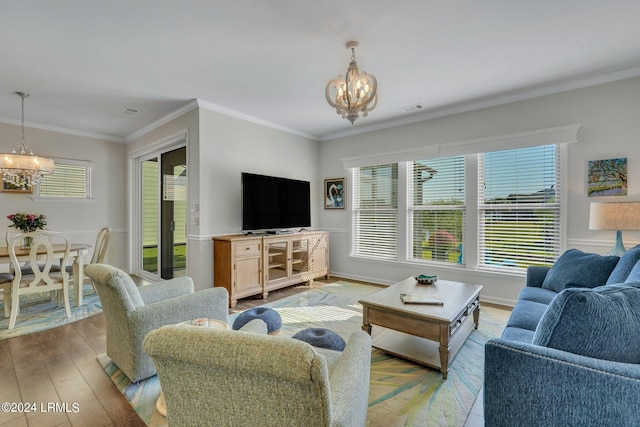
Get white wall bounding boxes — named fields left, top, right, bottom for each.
left=319, top=76, right=640, bottom=306
left=127, top=106, right=319, bottom=290
left=0, top=123, right=128, bottom=270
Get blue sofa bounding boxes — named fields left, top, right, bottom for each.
left=484, top=247, right=640, bottom=426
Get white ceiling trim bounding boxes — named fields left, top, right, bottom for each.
left=124, top=100, right=199, bottom=143
left=195, top=99, right=319, bottom=141
left=323, top=66, right=640, bottom=142
left=0, top=116, right=125, bottom=144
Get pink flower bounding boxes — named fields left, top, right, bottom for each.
left=26, top=214, right=36, bottom=220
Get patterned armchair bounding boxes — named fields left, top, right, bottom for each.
left=144, top=325, right=372, bottom=427
left=85, top=264, right=262, bottom=382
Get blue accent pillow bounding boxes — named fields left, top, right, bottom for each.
left=625, top=259, right=640, bottom=283
left=532, top=282, right=640, bottom=363
left=292, top=328, right=346, bottom=351
left=541, top=249, right=619, bottom=292
left=607, top=244, right=640, bottom=284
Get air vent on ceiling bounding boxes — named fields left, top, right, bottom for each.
left=400, top=104, right=424, bottom=113
left=122, top=108, right=139, bottom=115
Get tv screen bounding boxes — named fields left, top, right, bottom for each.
left=242, top=172, right=311, bottom=231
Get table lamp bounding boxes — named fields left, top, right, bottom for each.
left=589, top=202, right=640, bottom=256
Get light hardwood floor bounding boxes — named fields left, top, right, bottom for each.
left=0, top=277, right=492, bottom=426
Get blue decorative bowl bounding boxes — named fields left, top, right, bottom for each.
left=415, top=274, right=438, bottom=285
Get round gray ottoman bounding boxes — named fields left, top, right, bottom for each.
left=292, top=328, right=346, bottom=351
left=232, top=307, right=282, bottom=335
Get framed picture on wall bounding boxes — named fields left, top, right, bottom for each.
left=1, top=177, right=33, bottom=194
left=324, top=178, right=345, bottom=209
left=587, top=158, right=627, bottom=197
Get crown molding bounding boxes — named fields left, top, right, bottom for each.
left=124, top=100, right=199, bottom=142
left=320, top=65, right=640, bottom=142
left=0, top=116, right=125, bottom=143
left=195, top=99, right=318, bottom=140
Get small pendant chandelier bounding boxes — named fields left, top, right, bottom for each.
left=0, top=92, right=54, bottom=189
left=325, top=41, right=378, bottom=124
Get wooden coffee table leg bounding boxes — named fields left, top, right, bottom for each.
left=362, top=307, right=372, bottom=335
left=473, top=305, right=480, bottom=329
left=439, top=324, right=450, bottom=379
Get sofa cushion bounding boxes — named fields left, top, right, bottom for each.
left=532, top=282, right=640, bottom=363
left=506, top=299, right=549, bottom=332
left=518, top=287, right=558, bottom=305
left=607, top=245, right=640, bottom=284
left=501, top=326, right=535, bottom=344
left=541, top=249, right=619, bottom=292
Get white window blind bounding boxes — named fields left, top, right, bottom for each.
left=38, top=160, right=93, bottom=199
left=352, top=164, right=398, bottom=259
left=478, top=145, right=560, bottom=273
left=409, top=156, right=466, bottom=264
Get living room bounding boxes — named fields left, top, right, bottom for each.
left=1, top=1, right=640, bottom=426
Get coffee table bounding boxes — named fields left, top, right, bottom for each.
left=359, top=277, right=482, bottom=379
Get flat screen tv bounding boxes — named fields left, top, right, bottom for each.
left=242, top=172, right=311, bottom=231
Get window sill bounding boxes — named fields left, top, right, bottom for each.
left=30, top=197, right=96, bottom=203
left=348, top=254, right=526, bottom=280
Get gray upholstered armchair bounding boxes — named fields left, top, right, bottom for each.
left=144, top=325, right=372, bottom=427
left=85, top=264, right=246, bottom=383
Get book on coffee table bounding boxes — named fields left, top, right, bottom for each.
left=400, top=293, right=444, bottom=305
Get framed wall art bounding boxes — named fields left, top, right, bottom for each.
left=1, top=178, right=33, bottom=194
left=587, top=158, right=627, bottom=197
left=324, top=178, right=345, bottom=209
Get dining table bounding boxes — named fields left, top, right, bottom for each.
left=0, top=243, right=92, bottom=307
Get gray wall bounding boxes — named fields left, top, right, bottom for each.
left=0, top=123, right=128, bottom=270
left=127, top=105, right=319, bottom=290
left=318, top=76, right=640, bottom=305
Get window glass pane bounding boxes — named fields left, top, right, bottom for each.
left=352, top=164, right=398, bottom=259
left=483, top=145, right=556, bottom=204
left=479, top=145, right=560, bottom=272
left=410, top=156, right=466, bottom=264
left=38, top=162, right=91, bottom=198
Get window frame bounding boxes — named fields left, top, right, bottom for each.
left=33, top=157, right=95, bottom=202
left=348, top=141, right=567, bottom=276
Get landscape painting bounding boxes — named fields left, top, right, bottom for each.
left=588, top=158, right=627, bottom=197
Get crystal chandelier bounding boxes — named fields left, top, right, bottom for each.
left=325, top=41, right=378, bottom=124
left=0, top=92, right=54, bottom=189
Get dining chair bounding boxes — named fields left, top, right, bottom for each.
left=0, top=231, right=72, bottom=329
left=50, top=226, right=110, bottom=304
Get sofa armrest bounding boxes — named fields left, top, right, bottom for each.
left=329, top=331, right=372, bottom=427
left=484, top=338, right=640, bottom=427
left=138, top=276, right=195, bottom=305
left=526, top=266, right=550, bottom=288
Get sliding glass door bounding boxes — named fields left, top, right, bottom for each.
left=139, top=146, right=187, bottom=280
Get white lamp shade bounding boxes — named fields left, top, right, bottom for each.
left=589, top=202, right=640, bottom=231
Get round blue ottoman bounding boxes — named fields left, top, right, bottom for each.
left=292, top=328, right=346, bottom=351
left=232, top=307, right=282, bottom=335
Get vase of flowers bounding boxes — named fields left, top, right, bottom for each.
left=6, top=213, right=47, bottom=248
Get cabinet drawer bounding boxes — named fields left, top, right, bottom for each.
left=234, top=241, right=261, bottom=256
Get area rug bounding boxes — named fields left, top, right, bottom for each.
left=98, top=281, right=509, bottom=426
left=0, top=284, right=102, bottom=339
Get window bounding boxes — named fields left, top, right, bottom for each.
left=352, top=164, right=398, bottom=259
left=478, top=145, right=560, bottom=272
left=409, top=156, right=466, bottom=264
left=38, top=159, right=93, bottom=199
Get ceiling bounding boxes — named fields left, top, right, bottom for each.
left=1, top=1, right=640, bottom=143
